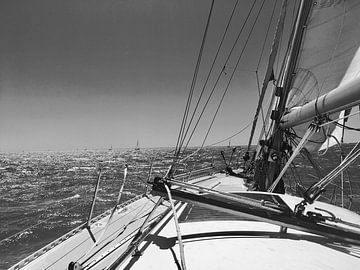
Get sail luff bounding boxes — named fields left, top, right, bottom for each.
left=280, top=76, right=360, bottom=128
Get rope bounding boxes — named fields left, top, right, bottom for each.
left=318, top=109, right=360, bottom=129
left=268, top=124, right=316, bottom=192
left=164, top=185, right=187, bottom=270
left=198, top=0, right=267, bottom=150
left=180, top=119, right=254, bottom=163
left=316, top=142, right=360, bottom=189
left=180, top=0, right=259, bottom=153
left=305, top=142, right=360, bottom=203
left=175, top=0, right=215, bottom=156
left=255, top=0, right=278, bottom=71
left=255, top=71, right=267, bottom=138
left=248, top=0, right=288, bottom=152
left=318, top=133, right=338, bottom=156
left=87, top=168, right=103, bottom=227
left=179, top=0, right=240, bottom=152
left=81, top=196, right=156, bottom=268
left=255, top=83, right=278, bottom=152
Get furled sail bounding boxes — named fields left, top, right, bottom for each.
left=283, top=0, right=360, bottom=151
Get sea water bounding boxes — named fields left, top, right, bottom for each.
left=1, top=145, right=359, bottom=268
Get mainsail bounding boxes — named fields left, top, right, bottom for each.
left=284, top=0, right=360, bottom=151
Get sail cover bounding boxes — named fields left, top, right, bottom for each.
left=285, top=0, right=360, bottom=151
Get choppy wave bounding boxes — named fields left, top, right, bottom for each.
left=1, top=146, right=360, bottom=269
left=62, top=194, right=81, bottom=201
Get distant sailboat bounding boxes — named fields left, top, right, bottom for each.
left=135, top=139, right=140, bottom=151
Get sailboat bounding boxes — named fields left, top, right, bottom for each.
left=135, top=140, right=140, bottom=151
left=5, top=0, right=360, bottom=269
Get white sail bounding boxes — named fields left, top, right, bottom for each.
left=318, top=110, right=344, bottom=151
left=284, top=0, right=360, bottom=151
left=319, top=37, right=360, bottom=150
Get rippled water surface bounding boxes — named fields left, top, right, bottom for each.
left=1, top=145, right=359, bottom=268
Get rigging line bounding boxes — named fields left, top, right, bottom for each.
left=175, top=0, right=215, bottom=156
left=179, top=0, right=260, bottom=153
left=255, top=0, right=278, bottom=71
left=81, top=198, right=156, bottom=267
left=319, top=110, right=360, bottom=127
left=340, top=141, right=360, bottom=165
left=208, top=119, right=255, bottom=146
left=268, top=124, right=316, bottom=193
left=179, top=119, right=254, bottom=163
left=291, top=0, right=299, bottom=27
left=199, top=0, right=267, bottom=150
left=275, top=0, right=292, bottom=83
left=318, top=132, right=338, bottom=156
left=252, top=0, right=278, bottom=138
left=319, top=134, right=347, bottom=206
left=324, top=151, right=360, bottom=184
left=179, top=0, right=240, bottom=152
left=164, top=185, right=187, bottom=270
left=314, top=146, right=360, bottom=192
left=334, top=121, right=360, bottom=132
left=86, top=168, right=103, bottom=230
left=247, top=0, right=287, bottom=152
left=181, top=0, right=260, bottom=153
left=312, top=144, right=360, bottom=193
left=288, top=127, right=326, bottom=144
left=255, top=71, right=267, bottom=137
left=82, top=165, right=129, bottom=260
left=275, top=19, right=283, bottom=77
left=290, top=162, right=304, bottom=188
left=257, top=82, right=278, bottom=145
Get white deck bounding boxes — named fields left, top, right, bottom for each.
left=10, top=173, right=360, bottom=269
left=10, top=196, right=171, bottom=270
left=121, top=174, right=360, bottom=270
left=125, top=219, right=360, bottom=270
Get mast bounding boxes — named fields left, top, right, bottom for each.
left=258, top=0, right=313, bottom=191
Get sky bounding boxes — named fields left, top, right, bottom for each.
left=0, top=0, right=298, bottom=152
